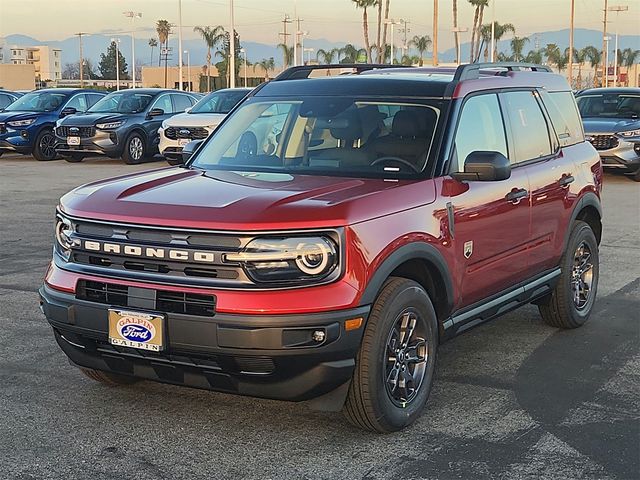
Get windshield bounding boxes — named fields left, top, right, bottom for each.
left=190, top=89, right=249, bottom=114
left=5, top=91, right=68, bottom=112
left=576, top=93, right=640, bottom=118
left=190, top=97, right=441, bottom=178
left=89, top=92, right=154, bottom=114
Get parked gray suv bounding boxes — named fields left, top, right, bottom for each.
left=576, top=87, right=640, bottom=181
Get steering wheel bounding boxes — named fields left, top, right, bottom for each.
left=371, top=156, right=420, bottom=173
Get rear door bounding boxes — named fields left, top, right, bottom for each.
left=447, top=93, right=532, bottom=308
left=501, top=89, right=581, bottom=274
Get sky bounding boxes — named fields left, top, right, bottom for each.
left=1, top=0, right=639, bottom=51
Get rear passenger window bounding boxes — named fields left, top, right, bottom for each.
left=501, top=91, right=552, bottom=162
left=152, top=95, right=173, bottom=114
left=0, top=94, right=14, bottom=109
left=65, top=94, right=88, bottom=112
left=172, top=94, right=193, bottom=113
left=542, top=91, right=584, bottom=147
left=453, top=94, right=508, bottom=171
left=87, top=94, right=104, bottom=108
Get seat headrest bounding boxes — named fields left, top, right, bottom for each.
left=392, top=110, right=420, bottom=137
left=330, top=112, right=362, bottom=142
left=590, top=102, right=604, bottom=115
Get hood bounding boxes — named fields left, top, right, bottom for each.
left=59, top=112, right=131, bottom=126
left=60, top=167, right=437, bottom=230
left=0, top=111, right=41, bottom=123
left=163, top=112, right=226, bottom=128
left=582, top=117, right=640, bottom=134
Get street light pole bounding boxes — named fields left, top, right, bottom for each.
left=385, top=19, right=398, bottom=64
left=178, top=0, right=183, bottom=90
left=123, top=11, right=142, bottom=88
left=229, top=0, right=236, bottom=88
left=184, top=50, right=191, bottom=91
left=75, top=33, right=87, bottom=87
left=490, top=0, right=496, bottom=62
left=608, top=5, right=628, bottom=88
left=433, top=0, right=439, bottom=66
left=111, top=37, right=121, bottom=91
left=240, top=48, right=247, bottom=87
left=452, top=27, right=468, bottom=65
left=568, top=0, right=575, bottom=86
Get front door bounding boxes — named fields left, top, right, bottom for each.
left=447, top=93, right=532, bottom=309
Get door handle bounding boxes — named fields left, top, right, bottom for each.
left=505, top=188, right=528, bottom=203
left=558, top=174, right=575, bottom=187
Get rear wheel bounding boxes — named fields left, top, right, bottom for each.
left=122, top=132, right=146, bottom=164
left=538, top=221, right=599, bottom=328
left=343, top=277, right=438, bottom=433
left=79, top=368, right=139, bottom=386
left=33, top=129, right=57, bottom=161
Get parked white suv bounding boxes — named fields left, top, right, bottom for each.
left=159, top=87, right=251, bottom=164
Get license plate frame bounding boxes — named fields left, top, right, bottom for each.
left=108, top=309, right=165, bottom=352
left=67, top=136, right=81, bottom=146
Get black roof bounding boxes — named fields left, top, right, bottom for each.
left=24, top=88, right=103, bottom=94
left=577, top=87, right=640, bottom=95
left=256, top=72, right=453, bottom=98
left=108, top=88, right=196, bottom=95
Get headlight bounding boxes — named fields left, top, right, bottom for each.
left=55, top=214, right=75, bottom=259
left=225, top=236, right=338, bottom=284
left=96, top=120, right=125, bottom=130
left=617, top=129, right=640, bottom=138
left=7, top=118, right=35, bottom=127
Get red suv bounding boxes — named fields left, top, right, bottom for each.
left=40, top=63, right=603, bottom=433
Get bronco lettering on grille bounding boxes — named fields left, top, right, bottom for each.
left=82, top=240, right=217, bottom=263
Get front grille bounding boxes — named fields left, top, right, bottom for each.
left=588, top=134, right=619, bottom=151
left=77, top=280, right=216, bottom=317
left=164, top=126, right=209, bottom=140
left=56, top=125, right=95, bottom=138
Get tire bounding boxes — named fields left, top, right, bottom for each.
left=122, top=132, right=146, bottom=165
left=538, top=220, right=599, bottom=329
left=343, top=277, right=438, bottom=433
left=33, top=129, right=57, bottom=161
left=79, top=367, right=139, bottom=386
left=632, top=168, right=640, bottom=182
left=64, top=154, right=85, bottom=163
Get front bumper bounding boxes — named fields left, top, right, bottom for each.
left=0, top=130, right=34, bottom=154
left=54, top=129, right=122, bottom=158
left=39, top=283, right=369, bottom=408
left=590, top=136, right=640, bottom=173
left=158, top=127, right=212, bottom=160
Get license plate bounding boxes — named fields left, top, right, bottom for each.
left=178, top=138, right=191, bottom=146
left=108, top=309, right=164, bottom=352
left=67, top=136, right=80, bottom=146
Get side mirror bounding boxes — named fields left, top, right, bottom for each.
left=147, top=108, right=165, bottom=118
left=181, top=139, right=203, bottom=163
left=60, top=107, right=77, bottom=117
left=185, top=107, right=192, bottom=113
left=452, top=151, right=511, bottom=182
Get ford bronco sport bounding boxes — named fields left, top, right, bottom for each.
left=40, top=63, right=603, bottom=433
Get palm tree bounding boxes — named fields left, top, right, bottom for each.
left=278, top=43, right=294, bottom=67
left=258, top=57, right=275, bottom=81
left=573, top=48, right=588, bottom=88
left=316, top=48, right=339, bottom=65
left=478, top=22, right=515, bottom=62
left=524, top=49, right=544, bottom=65
left=156, top=20, right=172, bottom=67
left=148, top=38, right=158, bottom=66
left=400, top=54, right=420, bottom=66
left=510, top=36, right=529, bottom=62
left=621, top=48, right=640, bottom=86
left=409, top=35, right=432, bottom=66
left=193, top=25, right=225, bottom=92
left=544, top=43, right=561, bottom=68
left=352, top=0, right=377, bottom=62
left=468, top=0, right=489, bottom=62
left=342, top=44, right=366, bottom=63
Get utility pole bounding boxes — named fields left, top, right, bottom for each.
left=608, top=5, right=628, bottom=88
left=229, top=0, right=236, bottom=88
left=123, top=11, right=142, bottom=88
left=568, top=0, right=575, bottom=86
left=294, top=17, right=303, bottom=67
left=75, top=33, right=87, bottom=87
left=279, top=14, right=292, bottom=67
left=385, top=19, right=399, bottom=64
left=111, top=37, right=121, bottom=91
left=400, top=19, right=410, bottom=58
left=602, top=0, right=609, bottom=87
left=178, top=0, right=183, bottom=90
left=432, top=0, right=438, bottom=66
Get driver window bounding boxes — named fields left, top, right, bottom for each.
left=64, top=95, right=88, bottom=112
left=453, top=94, right=508, bottom=172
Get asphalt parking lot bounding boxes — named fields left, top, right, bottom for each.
left=0, top=154, right=638, bottom=480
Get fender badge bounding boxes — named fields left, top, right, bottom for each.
left=464, top=241, right=473, bottom=259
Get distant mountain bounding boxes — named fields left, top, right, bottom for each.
left=4, top=28, right=639, bottom=68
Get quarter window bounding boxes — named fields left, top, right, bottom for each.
left=453, top=94, right=508, bottom=171
left=152, top=95, right=173, bottom=114
left=542, top=91, right=584, bottom=147
left=172, top=94, right=193, bottom=113
left=501, top=91, right=552, bottom=162
left=65, top=95, right=88, bottom=112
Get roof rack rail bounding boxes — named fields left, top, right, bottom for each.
left=274, top=63, right=411, bottom=81
left=452, top=62, right=552, bottom=82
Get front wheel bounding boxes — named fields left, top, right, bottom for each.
left=538, top=220, right=599, bottom=328
left=33, top=129, right=58, bottom=161
left=122, top=132, right=146, bottom=164
left=632, top=168, right=640, bottom=182
left=343, top=277, right=438, bottom=433
left=64, top=154, right=85, bottom=163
